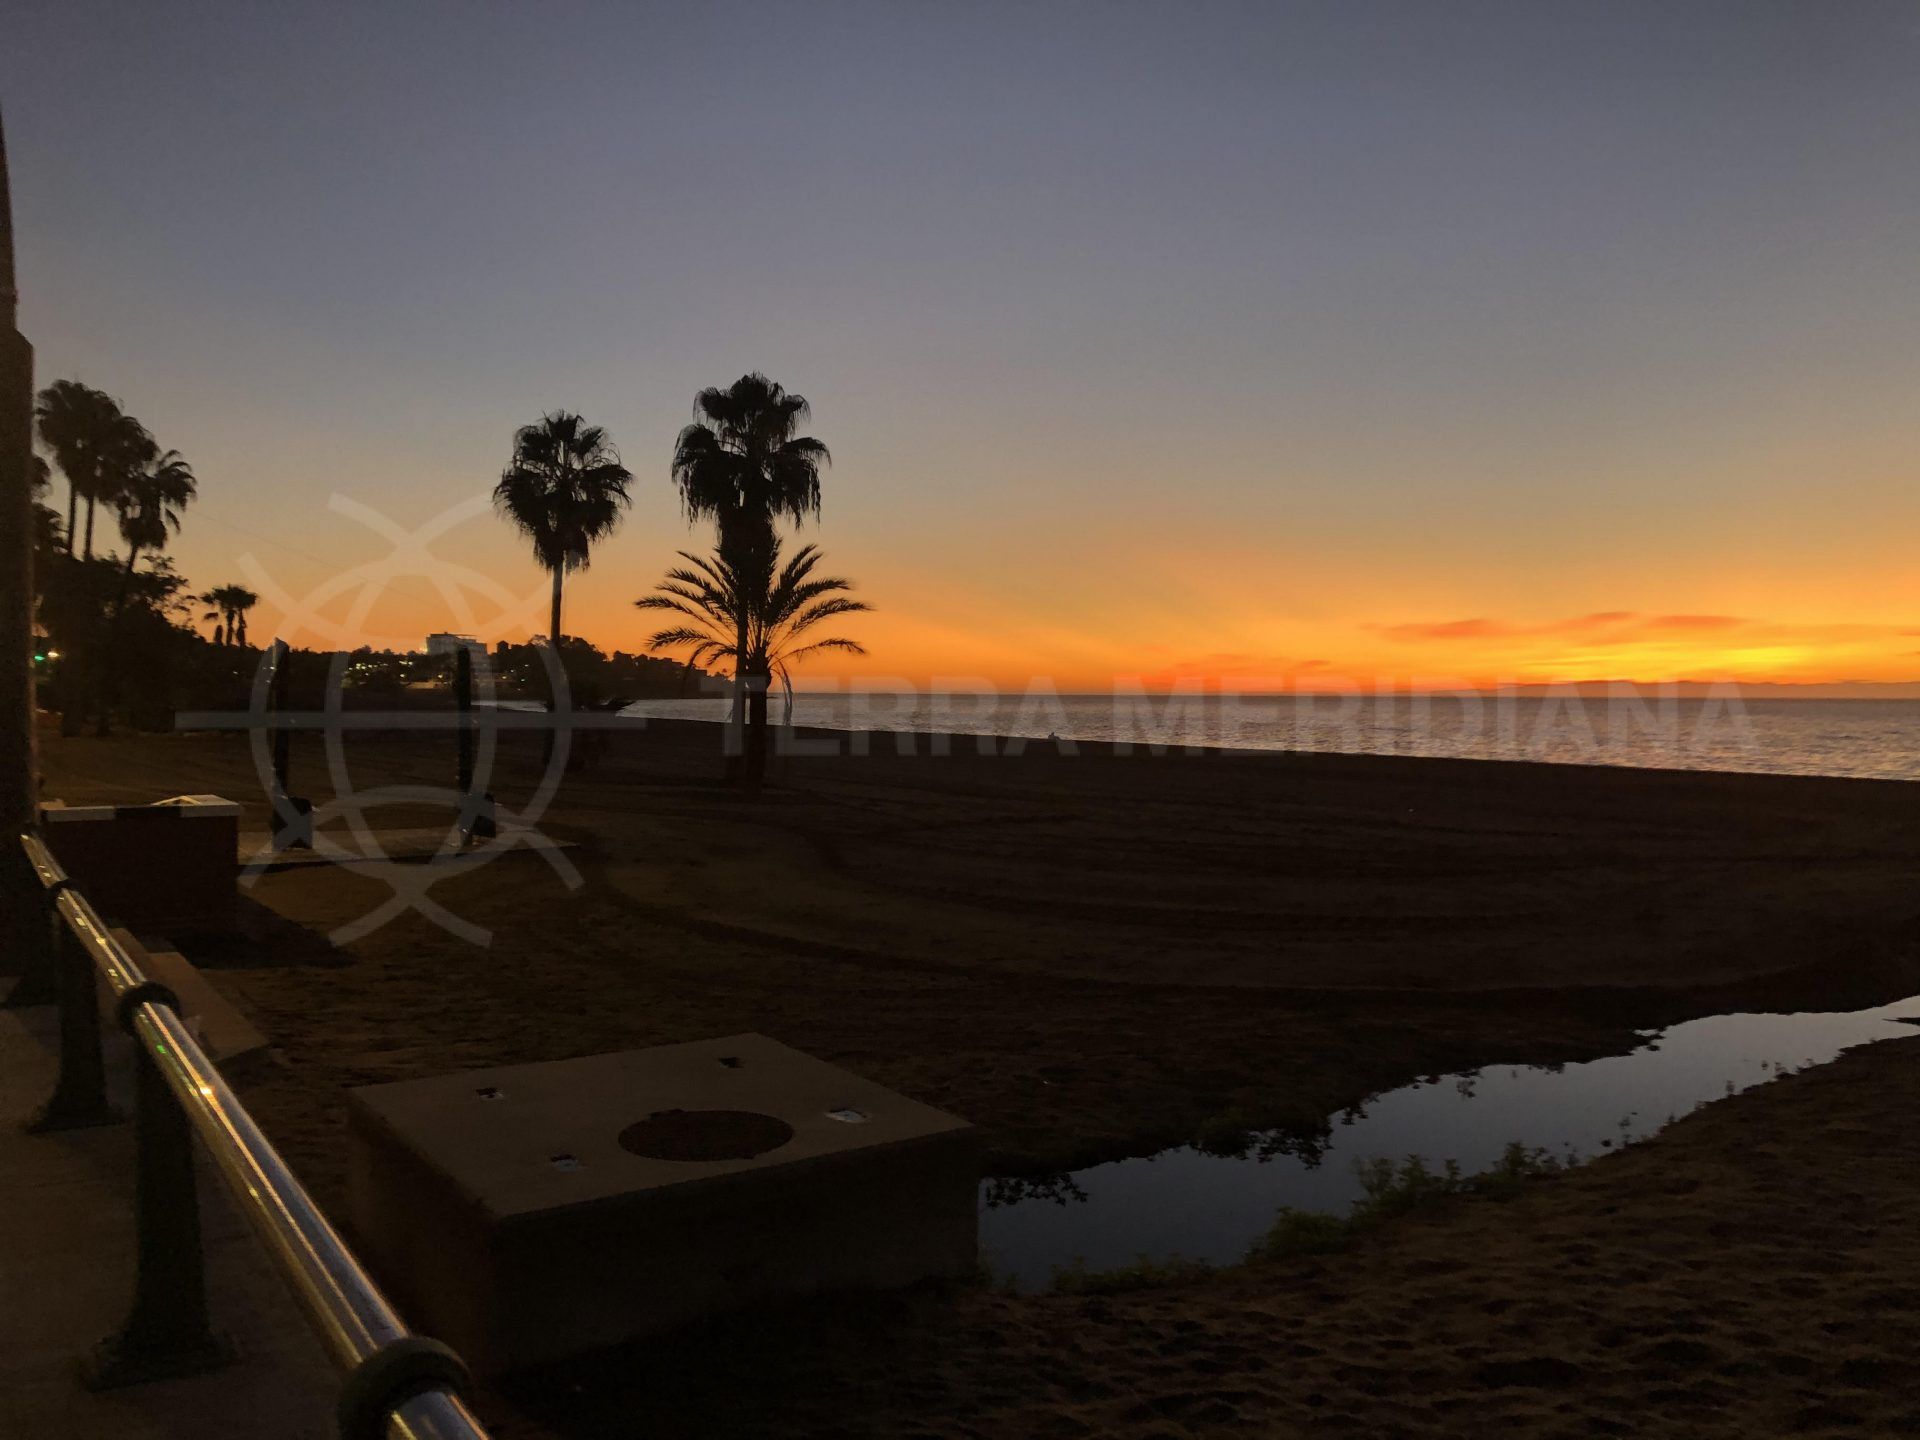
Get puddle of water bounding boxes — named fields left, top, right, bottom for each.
left=979, top=997, right=1920, bottom=1291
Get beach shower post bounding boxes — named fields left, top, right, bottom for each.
left=455, top=645, right=495, bottom=844
left=266, top=640, right=312, bottom=850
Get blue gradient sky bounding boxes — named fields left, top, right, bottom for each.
left=6, top=1, right=1920, bottom=687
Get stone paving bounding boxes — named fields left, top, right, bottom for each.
left=0, top=1005, right=334, bottom=1439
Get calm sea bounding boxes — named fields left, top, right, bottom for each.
left=618, top=693, right=1920, bottom=783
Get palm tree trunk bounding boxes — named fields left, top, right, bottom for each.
left=721, top=518, right=763, bottom=784
left=744, top=661, right=769, bottom=794
left=544, top=565, right=564, bottom=765
left=82, top=496, right=94, bottom=560
left=236, top=611, right=247, bottom=648
left=90, top=542, right=140, bottom=735
left=64, top=485, right=76, bottom=555
left=729, top=611, right=749, bottom=774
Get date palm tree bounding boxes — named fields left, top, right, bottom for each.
left=670, top=374, right=831, bottom=767
left=636, top=540, right=868, bottom=789
left=494, top=411, right=634, bottom=651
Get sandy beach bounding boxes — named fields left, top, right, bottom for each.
left=34, top=722, right=1920, bottom=1435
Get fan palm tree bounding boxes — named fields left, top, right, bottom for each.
left=493, top=412, right=634, bottom=652
left=199, top=587, right=233, bottom=652
left=33, top=380, right=145, bottom=559
left=35, top=379, right=113, bottom=557
left=198, top=583, right=259, bottom=647
left=112, top=444, right=195, bottom=584
left=636, top=541, right=868, bottom=789
left=231, top=589, right=256, bottom=646
left=200, top=589, right=227, bottom=645
left=670, top=374, right=831, bottom=759
left=77, top=442, right=193, bottom=734
left=93, top=415, right=155, bottom=560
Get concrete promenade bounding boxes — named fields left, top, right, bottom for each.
left=0, top=1005, right=334, bottom=1438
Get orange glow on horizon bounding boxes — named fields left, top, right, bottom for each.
left=178, top=428, right=1920, bottom=699
left=244, top=552, right=1920, bottom=696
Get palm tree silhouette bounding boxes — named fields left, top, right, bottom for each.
left=494, top=411, right=634, bottom=653
left=80, top=438, right=193, bottom=735
left=112, top=443, right=195, bottom=584
left=34, top=379, right=140, bottom=559
left=199, top=583, right=259, bottom=647
left=637, top=541, right=868, bottom=774
left=670, top=373, right=831, bottom=776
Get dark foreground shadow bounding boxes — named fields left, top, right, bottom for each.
left=174, top=893, right=347, bottom=970
left=495, top=1279, right=981, bottom=1439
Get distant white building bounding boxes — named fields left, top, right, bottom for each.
left=425, top=633, right=487, bottom=662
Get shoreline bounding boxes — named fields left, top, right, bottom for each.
left=254, top=689, right=1920, bottom=783
left=617, top=707, right=1920, bottom=786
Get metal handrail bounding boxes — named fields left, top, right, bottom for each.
left=18, top=831, right=491, bottom=1440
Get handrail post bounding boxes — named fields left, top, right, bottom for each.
left=83, top=1030, right=233, bottom=1388
left=2, top=853, right=59, bottom=1008
left=25, top=918, right=116, bottom=1133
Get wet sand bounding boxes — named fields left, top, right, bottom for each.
left=32, top=722, right=1920, bottom=1434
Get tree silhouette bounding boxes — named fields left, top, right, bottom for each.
left=493, top=411, right=634, bottom=652
left=637, top=540, right=868, bottom=785
left=84, top=439, right=193, bottom=734
left=112, top=443, right=195, bottom=584
left=670, top=373, right=830, bottom=777
left=198, top=583, right=259, bottom=647
left=33, top=380, right=145, bottom=559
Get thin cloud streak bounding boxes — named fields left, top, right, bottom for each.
left=1373, top=612, right=1755, bottom=644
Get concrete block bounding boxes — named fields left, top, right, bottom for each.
left=41, top=795, right=238, bottom=933
left=346, top=1034, right=977, bottom=1372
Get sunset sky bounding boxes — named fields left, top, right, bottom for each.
left=6, top=1, right=1920, bottom=691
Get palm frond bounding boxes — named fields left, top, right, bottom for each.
left=777, top=637, right=868, bottom=663
left=672, top=374, right=832, bottom=536
left=636, top=535, right=871, bottom=688
left=493, top=410, right=634, bottom=575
